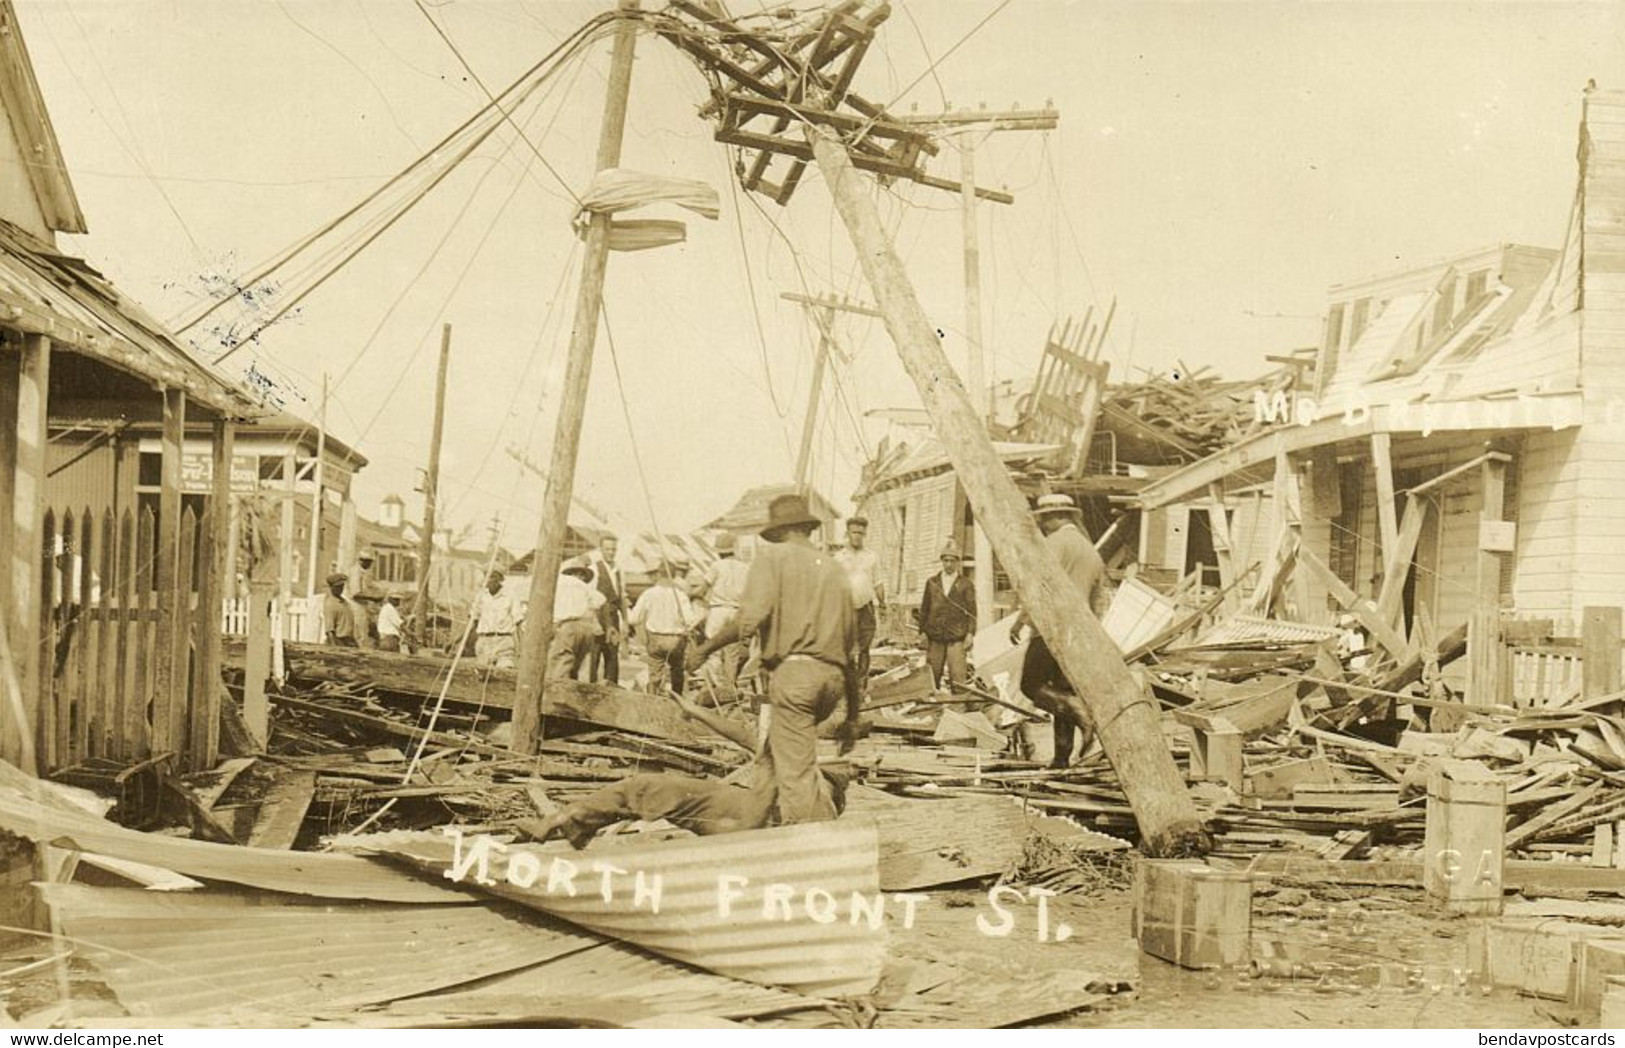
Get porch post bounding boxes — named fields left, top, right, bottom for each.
left=0, top=335, right=48, bottom=772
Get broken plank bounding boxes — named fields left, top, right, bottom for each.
left=0, top=768, right=463, bottom=903
left=246, top=767, right=318, bottom=850
left=224, top=639, right=697, bottom=743
left=847, top=787, right=1028, bottom=890
left=1506, top=781, right=1606, bottom=849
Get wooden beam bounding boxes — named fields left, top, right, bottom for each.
left=1297, top=545, right=1410, bottom=659
left=1469, top=456, right=1510, bottom=707
left=1373, top=494, right=1427, bottom=629
left=809, top=124, right=1207, bottom=856
left=190, top=418, right=233, bottom=770
left=151, top=389, right=186, bottom=757
left=1584, top=606, right=1623, bottom=701
left=2, top=336, right=47, bottom=773
left=1404, top=451, right=1511, bottom=498
left=1206, top=483, right=1237, bottom=612
left=1371, top=433, right=1399, bottom=562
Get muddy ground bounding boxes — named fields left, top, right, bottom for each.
left=888, top=877, right=1577, bottom=1029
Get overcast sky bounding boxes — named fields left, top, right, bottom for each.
left=17, top=0, right=1622, bottom=549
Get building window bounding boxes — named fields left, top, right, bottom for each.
left=1348, top=298, right=1372, bottom=345
left=1330, top=461, right=1363, bottom=590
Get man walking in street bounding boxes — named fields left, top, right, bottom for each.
left=588, top=535, right=624, bottom=685
left=549, top=556, right=605, bottom=680
left=322, top=573, right=359, bottom=648
left=1010, top=494, right=1111, bottom=767
left=688, top=493, right=858, bottom=825
left=835, top=516, right=883, bottom=696
left=471, top=568, right=523, bottom=671
left=630, top=558, right=694, bottom=696
left=918, top=540, right=975, bottom=691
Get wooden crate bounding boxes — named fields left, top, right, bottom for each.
left=1423, top=759, right=1506, bottom=915
left=1132, top=859, right=1251, bottom=969
left=1573, top=938, right=1625, bottom=1015
left=1467, top=918, right=1616, bottom=1000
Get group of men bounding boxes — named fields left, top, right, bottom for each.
left=521, top=490, right=1112, bottom=848
left=319, top=490, right=1111, bottom=848
left=321, top=549, right=407, bottom=651
left=467, top=536, right=626, bottom=678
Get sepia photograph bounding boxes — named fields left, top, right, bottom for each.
left=0, top=0, right=1622, bottom=1033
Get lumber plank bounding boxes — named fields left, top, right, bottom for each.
left=224, top=639, right=697, bottom=743
left=247, top=767, right=318, bottom=850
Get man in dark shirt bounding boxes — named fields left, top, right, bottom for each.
left=688, top=493, right=857, bottom=825
left=1011, top=495, right=1110, bottom=767
left=322, top=573, right=359, bottom=648
left=917, top=541, right=976, bottom=690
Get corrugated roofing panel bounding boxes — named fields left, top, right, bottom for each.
left=360, top=818, right=887, bottom=997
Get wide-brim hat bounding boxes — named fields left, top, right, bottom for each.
left=939, top=540, right=963, bottom=560
left=325, top=572, right=348, bottom=587
left=560, top=556, right=594, bottom=579
left=714, top=531, right=737, bottom=552
left=761, top=493, right=821, bottom=540
left=1034, top=494, right=1082, bottom=518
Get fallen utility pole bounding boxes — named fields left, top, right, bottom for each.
left=808, top=124, right=1208, bottom=856
left=415, top=323, right=451, bottom=629
left=513, top=0, right=639, bottom=755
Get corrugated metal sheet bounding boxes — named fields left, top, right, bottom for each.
left=360, top=818, right=887, bottom=997
left=1180, top=614, right=1341, bottom=648
left=37, top=883, right=596, bottom=1019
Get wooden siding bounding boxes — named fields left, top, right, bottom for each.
left=1511, top=428, right=1580, bottom=626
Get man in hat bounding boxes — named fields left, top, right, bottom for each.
left=699, top=531, right=751, bottom=696
left=548, top=556, right=606, bottom=680
left=587, top=534, right=624, bottom=685
left=347, top=549, right=386, bottom=648
left=322, top=573, right=359, bottom=648
left=1010, top=494, right=1110, bottom=767
left=835, top=516, right=883, bottom=696
left=686, top=492, right=858, bottom=825
left=471, top=568, right=523, bottom=671
left=518, top=693, right=851, bottom=848
left=918, top=540, right=976, bottom=691
left=629, top=557, right=695, bottom=696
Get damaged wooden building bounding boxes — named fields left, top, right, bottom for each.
left=1139, top=86, right=1625, bottom=705
left=0, top=0, right=259, bottom=777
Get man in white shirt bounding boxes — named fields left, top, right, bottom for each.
left=549, top=557, right=606, bottom=680
left=376, top=594, right=406, bottom=653
left=834, top=516, right=884, bottom=694
left=629, top=559, right=694, bottom=696
left=700, top=533, right=752, bottom=695
left=471, top=569, right=523, bottom=671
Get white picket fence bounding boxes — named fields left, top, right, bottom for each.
left=220, top=596, right=322, bottom=643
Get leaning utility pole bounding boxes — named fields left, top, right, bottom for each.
left=513, top=0, right=639, bottom=754
left=781, top=290, right=882, bottom=492
left=901, top=106, right=1059, bottom=628
left=415, top=323, right=452, bottom=630
left=808, top=125, right=1207, bottom=856
left=303, top=372, right=328, bottom=599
